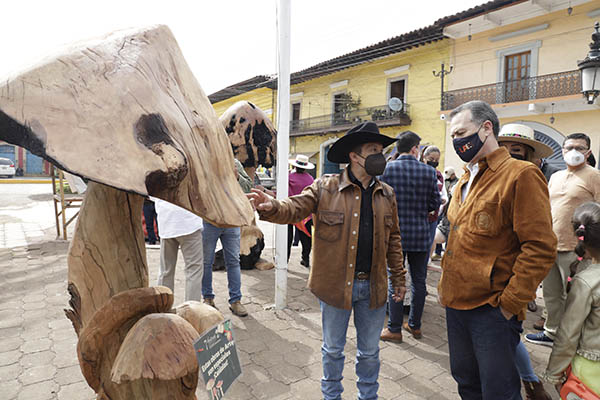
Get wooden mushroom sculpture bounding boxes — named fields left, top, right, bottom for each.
left=218, top=101, right=277, bottom=270
left=219, top=100, right=277, bottom=182
left=0, top=25, right=253, bottom=399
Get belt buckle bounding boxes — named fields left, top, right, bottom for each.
left=356, top=272, right=368, bottom=280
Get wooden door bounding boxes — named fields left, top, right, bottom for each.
left=504, top=51, right=531, bottom=102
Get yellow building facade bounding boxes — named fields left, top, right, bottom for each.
left=211, top=30, right=451, bottom=176
left=211, top=0, right=600, bottom=178
left=441, top=0, right=600, bottom=174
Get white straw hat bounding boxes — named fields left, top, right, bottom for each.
left=289, top=154, right=315, bottom=169
left=498, top=123, right=553, bottom=159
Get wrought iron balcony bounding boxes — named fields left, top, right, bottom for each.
left=442, top=70, right=581, bottom=110
left=290, top=104, right=411, bottom=135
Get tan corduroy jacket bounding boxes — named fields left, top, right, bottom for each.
left=259, top=168, right=405, bottom=310
left=439, top=147, right=557, bottom=320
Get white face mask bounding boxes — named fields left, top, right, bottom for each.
left=564, top=149, right=586, bottom=167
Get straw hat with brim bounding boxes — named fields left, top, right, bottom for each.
left=289, top=154, right=315, bottom=169
left=327, top=121, right=397, bottom=163
left=444, top=166, right=455, bottom=179
left=498, top=123, right=553, bottom=159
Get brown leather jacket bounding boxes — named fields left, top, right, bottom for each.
left=259, top=168, right=405, bottom=310
left=439, top=148, right=557, bottom=320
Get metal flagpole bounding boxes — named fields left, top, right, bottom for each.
left=275, top=0, right=291, bottom=309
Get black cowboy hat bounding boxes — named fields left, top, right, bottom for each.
left=327, top=121, right=397, bottom=163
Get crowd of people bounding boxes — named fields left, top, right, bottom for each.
left=248, top=100, right=600, bottom=400
left=138, top=98, right=599, bottom=400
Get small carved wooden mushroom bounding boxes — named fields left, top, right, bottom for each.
left=110, top=314, right=200, bottom=398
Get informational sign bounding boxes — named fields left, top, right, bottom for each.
left=194, top=320, right=242, bottom=400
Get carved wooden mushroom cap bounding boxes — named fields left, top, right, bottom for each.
left=174, top=301, right=224, bottom=335
left=0, top=25, right=252, bottom=227
left=111, top=313, right=199, bottom=383
left=219, top=101, right=277, bottom=169
left=76, top=286, right=174, bottom=390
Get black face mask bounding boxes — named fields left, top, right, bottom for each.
left=358, top=152, right=387, bottom=176
left=510, top=153, right=526, bottom=161
left=453, top=123, right=486, bottom=162
left=427, top=160, right=439, bottom=168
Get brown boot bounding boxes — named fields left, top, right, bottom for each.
left=533, top=317, right=545, bottom=331
left=522, top=380, right=552, bottom=400
left=403, top=321, right=422, bottom=339
left=380, top=328, right=403, bottom=343
left=203, top=297, right=218, bottom=310
left=229, top=301, right=248, bottom=317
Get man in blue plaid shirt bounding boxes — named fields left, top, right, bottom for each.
left=380, top=131, right=441, bottom=342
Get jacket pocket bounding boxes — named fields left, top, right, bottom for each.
left=442, top=253, right=497, bottom=302
left=469, top=199, right=501, bottom=237
left=316, top=211, right=344, bottom=242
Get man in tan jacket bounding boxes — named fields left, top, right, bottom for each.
left=248, top=121, right=406, bottom=400
left=440, top=101, right=557, bottom=399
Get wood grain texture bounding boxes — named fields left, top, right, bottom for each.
left=111, top=313, right=199, bottom=383
left=65, top=182, right=209, bottom=399
left=0, top=25, right=252, bottom=227
left=219, top=101, right=277, bottom=171
left=174, top=301, right=225, bottom=335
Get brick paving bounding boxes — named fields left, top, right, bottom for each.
left=0, top=185, right=559, bottom=400
left=0, top=235, right=560, bottom=400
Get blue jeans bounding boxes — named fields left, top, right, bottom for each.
left=515, top=341, right=539, bottom=382
left=388, top=251, right=428, bottom=331
left=320, top=280, right=386, bottom=400
left=143, top=201, right=158, bottom=243
left=201, top=221, right=242, bottom=304
left=446, top=305, right=523, bottom=400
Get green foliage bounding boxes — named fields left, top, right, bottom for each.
left=54, top=182, right=73, bottom=194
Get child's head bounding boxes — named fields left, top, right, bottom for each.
left=572, top=202, right=600, bottom=258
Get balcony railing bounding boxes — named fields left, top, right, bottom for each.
left=442, top=70, right=581, bottom=110
left=290, top=104, right=411, bottom=135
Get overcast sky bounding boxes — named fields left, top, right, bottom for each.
left=0, top=0, right=484, bottom=95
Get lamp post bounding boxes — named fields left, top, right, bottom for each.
left=578, top=22, right=600, bottom=104
left=433, top=63, right=453, bottom=110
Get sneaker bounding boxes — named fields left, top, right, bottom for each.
left=203, top=298, right=218, bottom=310
left=380, top=328, right=403, bottom=343
left=525, top=332, right=553, bottom=347
left=403, top=321, right=422, bottom=339
left=431, top=254, right=442, bottom=261
left=229, top=301, right=248, bottom=317
left=533, top=317, right=545, bottom=331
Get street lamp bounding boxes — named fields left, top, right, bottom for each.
left=578, top=22, right=600, bottom=104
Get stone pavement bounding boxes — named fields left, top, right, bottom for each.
left=0, top=233, right=559, bottom=400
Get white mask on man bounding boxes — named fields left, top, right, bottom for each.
left=563, top=149, right=586, bottom=167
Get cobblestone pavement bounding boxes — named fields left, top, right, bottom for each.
left=0, top=234, right=559, bottom=400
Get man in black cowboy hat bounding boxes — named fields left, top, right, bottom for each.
left=248, top=121, right=406, bottom=400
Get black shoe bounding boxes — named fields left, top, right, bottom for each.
left=300, top=259, right=310, bottom=268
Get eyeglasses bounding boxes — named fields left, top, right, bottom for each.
left=563, top=145, right=589, bottom=152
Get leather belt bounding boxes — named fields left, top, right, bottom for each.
left=355, top=271, right=370, bottom=280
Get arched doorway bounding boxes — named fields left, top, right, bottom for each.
left=514, top=121, right=566, bottom=170
left=319, top=138, right=342, bottom=176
